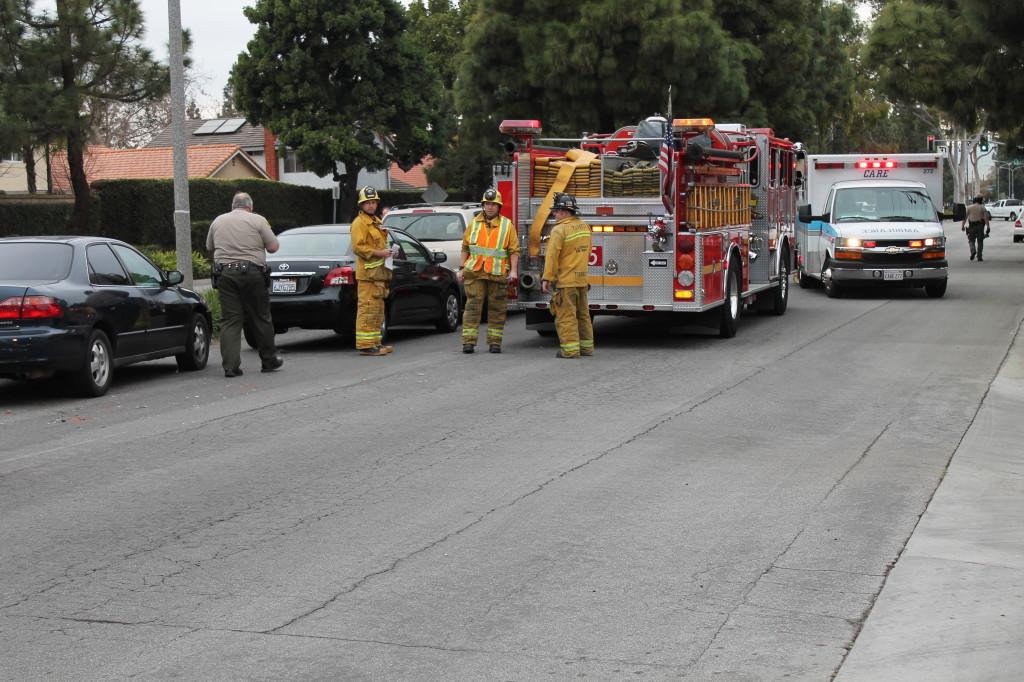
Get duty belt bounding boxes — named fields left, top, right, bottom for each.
left=219, top=261, right=261, bottom=272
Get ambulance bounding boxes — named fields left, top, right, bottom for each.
left=795, top=153, right=947, bottom=298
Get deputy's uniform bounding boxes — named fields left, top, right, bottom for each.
left=543, top=202, right=593, bottom=358
left=351, top=190, right=392, bottom=354
left=461, top=196, right=519, bottom=353
left=964, top=201, right=989, bottom=261
left=206, top=208, right=280, bottom=374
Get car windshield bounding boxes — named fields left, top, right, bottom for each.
left=275, top=232, right=352, bottom=257
left=832, top=188, right=936, bottom=222
left=0, top=242, right=74, bottom=281
left=384, top=213, right=465, bottom=242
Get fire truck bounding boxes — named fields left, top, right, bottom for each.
left=494, top=117, right=799, bottom=337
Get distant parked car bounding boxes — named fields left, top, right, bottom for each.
left=382, top=202, right=481, bottom=270
left=256, top=224, right=461, bottom=343
left=0, top=237, right=212, bottom=397
left=1013, top=217, right=1024, bottom=243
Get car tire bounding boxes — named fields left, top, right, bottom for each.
left=823, top=259, right=843, bottom=299
left=1009, top=212, right=1017, bottom=222
left=925, top=280, right=947, bottom=298
left=797, top=268, right=816, bottom=289
left=536, top=328, right=556, bottom=337
left=72, top=329, right=113, bottom=397
left=435, top=289, right=461, bottom=332
left=176, top=313, right=211, bottom=371
left=719, top=261, right=741, bottom=338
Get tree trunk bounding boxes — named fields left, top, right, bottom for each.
left=66, top=128, right=92, bottom=232
left=45, top=141, right=53, bottom=194
left=21, top=145, right=36, bottom=194
left=335, top=168, right=361, bottom=223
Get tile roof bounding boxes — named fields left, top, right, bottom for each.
left=50, top=144, right=267, bottom=192
left=145, top=119, right=266, bottom=151
left=389, top=156, right=433, bottom=190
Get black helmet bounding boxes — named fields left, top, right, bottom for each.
left=551, top=192, right=579, bottom=214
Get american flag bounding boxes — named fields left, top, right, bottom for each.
left=658, top=122, right=673, bottom=212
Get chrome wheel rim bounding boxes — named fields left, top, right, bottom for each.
left=445, top=295, right=459, bottom=327
left=729, top=272, right=739, bottom=318
left=192, top=320, right=208, bottom=361
left=90, top=340, right=110, bottom=387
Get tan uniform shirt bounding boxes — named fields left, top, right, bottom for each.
left=351, top=211, right=391, bottom=282
left=206, top=209, right=277, bottom=265
left=542, top=216, right=592, bottom=288
left=965, top=203, right=988, bottom=223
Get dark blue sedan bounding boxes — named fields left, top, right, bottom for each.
left=0, top=236, right=212, bottom=397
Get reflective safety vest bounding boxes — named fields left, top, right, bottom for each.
left=465, top=215, right=515, bottom=276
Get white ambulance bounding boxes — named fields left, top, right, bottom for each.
left=795, top=153, right=948, bottom=298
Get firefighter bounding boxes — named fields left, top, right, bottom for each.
left=541, top=192, right=594, bottom=358
left=351, top=186, right=397, bottom=356
left=459, top=188, right=519, bottom=353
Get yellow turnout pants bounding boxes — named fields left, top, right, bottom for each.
left=462, top=276, right=508, bottom=347
left=356, top=280, right=388, bottom=349
left=550, top=287, right=593, bottom=357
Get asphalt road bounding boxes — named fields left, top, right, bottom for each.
left=2, top=222, right=1022, bottom=680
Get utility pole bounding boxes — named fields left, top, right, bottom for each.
left=168, top=0, right=193, bottom=288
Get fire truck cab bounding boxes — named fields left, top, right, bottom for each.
left=495, top=117, right=798, bottom=338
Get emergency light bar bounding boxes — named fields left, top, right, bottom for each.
left=814, top=161, right=845, bottom=169
left=856, top=160, right=897, bottom=169
left=907, top=161, right=938, bottom=168
left=672, top=118, right=715, bottom=131
left=499, top=119, right=542, bottom=136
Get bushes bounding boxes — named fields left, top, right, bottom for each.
left=202, top=289, right=221, bottom=338
left=0, top=198, right=75, bottom=236
left=138, top=246, right=211, bottom=279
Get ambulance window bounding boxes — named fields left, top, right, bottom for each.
left=823, top=191, right=835, bottom=218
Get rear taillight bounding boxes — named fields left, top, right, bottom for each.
left=674, top=234, right=696, bottom=300
left=0, top=295, right=63, bottom=320
left=323, top=266, right=355, bottom=287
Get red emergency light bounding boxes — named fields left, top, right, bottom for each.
left=815, top=161, right=845, bottom=169
left=907, top=161, right=938, bottom=168
left=856, top=160, right=897, bottom=169
left=499, top=119, right=542, bottom=136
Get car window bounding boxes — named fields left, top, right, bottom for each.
left=111, top=244, right=163, bottom=287
left=87, top=244, right=131, bottom=285
left=1010, top=200, right=1021, bottom=206
left=0, top=242, right=73, bottom=281
left=276, top=232, right=352, bottom=257
left=390, top=233, right=429, bottom=265
left=384, top=213, right=466, bottom=242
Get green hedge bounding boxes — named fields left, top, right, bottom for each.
left=0, top=199, right=76, bottom=236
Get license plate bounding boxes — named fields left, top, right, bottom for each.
left=883, top=270, right=904, bottom=281
left=272, top=278, right=297, bottom=293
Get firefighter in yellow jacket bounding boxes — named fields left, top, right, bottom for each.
left=351, top=186, right=396, bottom=356
left=459, top=188, right=519, bottom=353
left=541, top=192, right=593, bottom=358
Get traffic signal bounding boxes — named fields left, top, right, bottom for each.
left=979, top=135, right=989, bottom=152
left=927, top=134, right=935, bottom=152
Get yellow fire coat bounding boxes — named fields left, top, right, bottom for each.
left=542, top=215, right=591, bottom=288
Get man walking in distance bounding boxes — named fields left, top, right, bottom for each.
left=352, top=186, right=396, bottom=356
left=206, top=192, right=284, bottom=377
left=459, top=188, right=519, bottom=354
left=961, top=195, right=991, bottom=261
left=541, top=192, right=594, bottom=358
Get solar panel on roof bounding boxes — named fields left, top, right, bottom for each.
left=193, top=119, right=225, bottom=135
left=215, top=118, right=247, bottom=134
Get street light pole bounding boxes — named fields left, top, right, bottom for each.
left=168, top=0, right=193, bottom=288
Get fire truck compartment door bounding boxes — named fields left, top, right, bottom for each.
left=587, top=233, right=646, bottom=302
left=701, top=234, right=725, bottom=304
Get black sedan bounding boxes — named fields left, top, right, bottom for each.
left=0, top=237, right=212, bottom=397
left=260, top=224, right=461, bottom=342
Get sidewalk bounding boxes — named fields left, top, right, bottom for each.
left=836, top=328, right=1024, bottom=680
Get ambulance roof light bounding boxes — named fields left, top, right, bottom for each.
left=499, top=119, right=542, bottom=136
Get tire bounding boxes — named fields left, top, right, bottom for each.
left=925, top=280, right=947, bottom=298
left=797, top=268, right=816, bottom=289
left=770, top=249, right=790, bottom=315
left=536, top=328, right=556, bottom=337
left=1014, top=236, right=1023, bottom=243
left=823, top=259, right=843, bottom=299
left=72, top=329, right=113, bottom=397
left=1009, top=212, right=1017, bottom=222
left=435, top=289, right=461, bottom=332
left=176, top=313, right=211, bottom=371
left=718, top=262, right=741, bottom=338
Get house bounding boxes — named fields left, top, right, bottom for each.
left=0, top=149, right=48, bottom=194
left=49, top=143, right=270, bottom=192
left=146, top=118, right=430, bottom=192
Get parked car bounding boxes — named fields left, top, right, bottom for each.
left=0, top=236, right=212, bottom=397
left=987, top=198, right=1022, bottom=221
left=1013, top=217, right=1024, bottom=243
left=258, top=224, right=461, bottom=342
left=382, top=202, right=481, bottom=270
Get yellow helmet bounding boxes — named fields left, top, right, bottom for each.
left=481, top=187, right=503, bottom=206
left=357, top=186, right=379, bottom=206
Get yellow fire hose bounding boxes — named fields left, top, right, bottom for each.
left=528, top=148, right=597, bottom=256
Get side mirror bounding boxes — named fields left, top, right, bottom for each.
left=798, top=204, right=813, bottom=222
left=432, top=251, right=447, bottom=263
left=165, top=270, right=184, bottom=285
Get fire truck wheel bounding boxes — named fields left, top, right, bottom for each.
left=769, top=250, right=790, bottom=315
left=719, top=262, right=741, bottom=338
